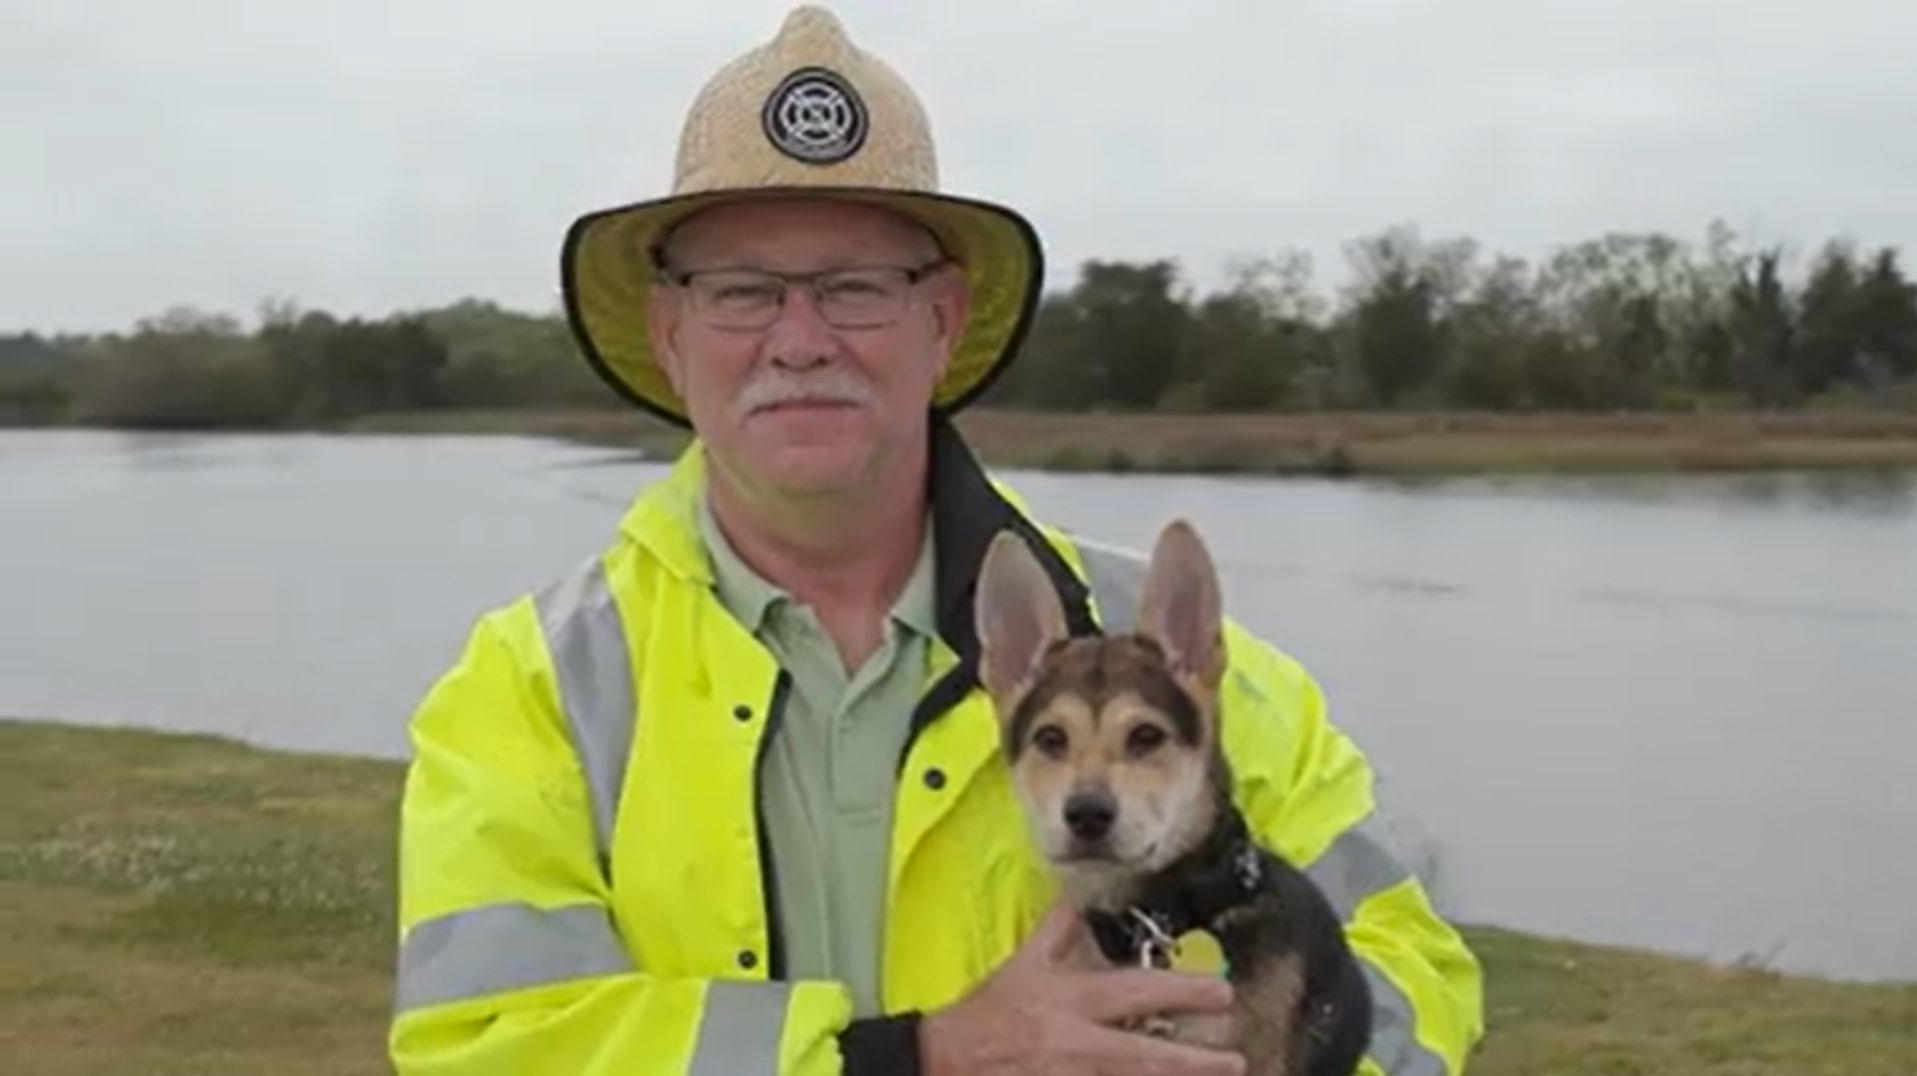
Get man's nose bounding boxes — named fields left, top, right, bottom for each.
left=762, top=284, right=837, bottom=366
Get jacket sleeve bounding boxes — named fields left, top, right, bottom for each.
left=388, top=603, right=923, bottom=1076
left=1217, top=620, right=1486, bottom=1076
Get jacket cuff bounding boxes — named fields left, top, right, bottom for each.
left=839, top=1012, right=923, bottom=1076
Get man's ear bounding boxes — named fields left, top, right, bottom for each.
left=974, top=529, right=1067, bottom=718
left=926, top=264, right=970, bottom=378
left=1136, top=518, right=1225, bottom=691
left=647, top=285, right=688, bottom=394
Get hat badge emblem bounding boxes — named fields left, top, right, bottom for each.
left=762, top=66, right=869, bottom=164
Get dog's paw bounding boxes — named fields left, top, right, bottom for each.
left=1123, top=1010, right=1237, bottom=1050
left=1118, top=1012, right=1180, bottom=1040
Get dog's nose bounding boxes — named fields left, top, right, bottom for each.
left=1063, top=790, right=1116, bottom=841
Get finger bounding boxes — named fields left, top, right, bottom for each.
left=1078, top=1024, right=1247, bottom=1076
left=1031, top=896, right=1091, bottom=963
left=1052, top=917, right=1118, bottom=971
left=1074, top=968, right=1235, bottom=1023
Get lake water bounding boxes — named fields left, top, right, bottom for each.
left=5, top=428, right=1915, bottom=983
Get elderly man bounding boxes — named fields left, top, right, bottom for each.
left=389, top=6, right=1483, bottom=1076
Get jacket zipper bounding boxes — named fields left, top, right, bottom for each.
left=753, top=669, right=794, bottom=980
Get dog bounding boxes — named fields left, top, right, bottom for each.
left=973, top=518, right=1373, bottom=1076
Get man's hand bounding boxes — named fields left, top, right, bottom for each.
left=916, top=897, right=1246, bottom=1076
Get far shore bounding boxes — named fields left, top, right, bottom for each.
left=339, top=406, right=1917, bottom=477
left=3, top=718, right=1913, bottom=1076
left=10, top=407, right=1917, bottom=477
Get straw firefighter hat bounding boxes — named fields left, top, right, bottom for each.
left=560, top=5, right=1045, bottom=427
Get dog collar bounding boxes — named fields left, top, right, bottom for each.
left=1148, top=837, right=1265, bottom=933
left=1085, top=814, right=1266, bottom=968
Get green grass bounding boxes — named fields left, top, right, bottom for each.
left=2, top=718, right=1912, bottom=1074
left=0, top=720, right=398, bottom=1076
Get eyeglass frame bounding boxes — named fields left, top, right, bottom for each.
left=648, top=249, right=958, bottom=331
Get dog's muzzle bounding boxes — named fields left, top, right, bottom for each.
left=1062, top=789, right=1117, bottom=843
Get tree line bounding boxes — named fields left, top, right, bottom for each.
left=4, top=220, right=1915, bottom=429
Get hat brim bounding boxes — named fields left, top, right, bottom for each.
left=559, top=186, right=1045, bottom=428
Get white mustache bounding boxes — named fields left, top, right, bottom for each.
left=733, top=368, right=876, bottom=415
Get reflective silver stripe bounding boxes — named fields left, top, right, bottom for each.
left=1073, top=536, right=1147, bottom=632
left=1306, top=812, right=1415, bottom=920
left=688, top=981, right=796, bottom=1076
left=1362, top=960, right=1449, bottom=1076
left=1316, top=816, right=1446, bottom=1073
left=533, top=556, right=635, bottom=864
left=395, top=902, right=633, bottom=1012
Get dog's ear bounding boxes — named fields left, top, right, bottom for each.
left=1137, top=518, right=1225, bottom=691
left=975, top=529, right=1068, bottom=717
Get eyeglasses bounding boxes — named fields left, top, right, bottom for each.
left=657, top=260, right=952, bottom=330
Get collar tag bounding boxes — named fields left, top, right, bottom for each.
left=1127, top=906, right=1179, bottom=969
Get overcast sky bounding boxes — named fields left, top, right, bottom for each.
left=6, top=0, right=1916, bottom=333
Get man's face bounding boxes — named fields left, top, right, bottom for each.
left=647, top=197, right=968, bottom=500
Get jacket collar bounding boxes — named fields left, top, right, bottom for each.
left=921, top=413, right=1099, bottom=659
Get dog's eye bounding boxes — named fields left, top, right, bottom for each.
left=1127, top=723, right=1167, bottom=755
left=1032, top=725, right=1068, bottom=756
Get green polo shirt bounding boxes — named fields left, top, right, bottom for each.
left=696, top=491, right=937, bottom=1018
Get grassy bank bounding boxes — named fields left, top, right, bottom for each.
left=2, top=719, right=1912, bottom=1075
left=341, top=406, right=1917, bottom=477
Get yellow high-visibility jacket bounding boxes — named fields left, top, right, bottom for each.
left=390, top=422, right=1485, bottom=1075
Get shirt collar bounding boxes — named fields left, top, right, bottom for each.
left=696, top=489, right=785, bottom=636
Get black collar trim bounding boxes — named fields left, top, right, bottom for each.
left=923, top=411, right=1098, bottom=652
left=903, top=415, right=1100, bottom=754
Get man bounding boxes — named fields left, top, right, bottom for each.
left=389, top=6, right=1483, bottom=1076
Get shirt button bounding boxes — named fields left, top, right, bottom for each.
left=732, top=703, right=753, bottom=722
left=923, top=767, right=946, bottom=790
left=737, top=949, right=758, bottom=970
